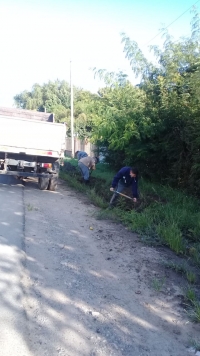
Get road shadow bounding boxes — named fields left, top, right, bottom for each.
left=0, top=175, right=23, bottom=186
left=0, top=179, right=199, bottom=356
left=22, top=181, right=200, bottom=355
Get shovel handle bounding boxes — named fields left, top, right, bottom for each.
left=115, top=191, right=133, bottom=200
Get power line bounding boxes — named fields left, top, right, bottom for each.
left=145, top=0, right=200, bottom=45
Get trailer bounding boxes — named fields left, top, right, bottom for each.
left=0, top=107, right=66, bottom=191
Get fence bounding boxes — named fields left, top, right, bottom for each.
left=65, top=137, right=97, bottom=157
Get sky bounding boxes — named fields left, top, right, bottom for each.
left=0, top=0, right=199, bottom=107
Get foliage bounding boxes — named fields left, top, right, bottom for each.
left=89, top=10, right=200, bottom=195
left=156, top=224, right=185, bottom=254
left=151, top=277, right=165, bottom=292
left=188, top=301, right=200, bottom=322
left=14, top=80, right=97, bottom=139
left=14, top=80, right=71, bottom=114
left=185, top=286, right=197, bottom=303
left=14, top=11, right=200, bottom=195
left=189, top=338, right=200, bottom=352
left=186, top=271, right=197, bottom=284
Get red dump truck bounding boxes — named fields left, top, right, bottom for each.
left=0, top=107, right=66, bottom=191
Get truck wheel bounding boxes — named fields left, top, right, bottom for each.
left=48, top=176, right=58, bottom=191
left=38, top=177, right=49, bottom=190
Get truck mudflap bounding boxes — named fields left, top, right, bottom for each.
left=0, top=170, right=57, bottom=178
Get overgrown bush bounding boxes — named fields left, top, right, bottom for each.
left=90, top=11, right=200, bottom=195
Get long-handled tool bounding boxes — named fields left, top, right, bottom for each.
left=115, top=191, right=133, bottom=200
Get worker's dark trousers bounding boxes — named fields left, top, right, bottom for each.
left=109, top=181, right=126, bottom=207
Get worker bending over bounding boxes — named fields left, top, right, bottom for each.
left=78, top=156, right=98, bottom=184
left=75, top=151, right=88, bottom=161
left=109, top=166, right=139, bottom=208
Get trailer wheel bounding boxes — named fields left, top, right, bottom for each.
left=48, top=176, right=58, bottom=191
left=38, top=177, right=49, bottom=190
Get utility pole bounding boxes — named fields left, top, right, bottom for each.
left=70, top=59, right=74, bottom=157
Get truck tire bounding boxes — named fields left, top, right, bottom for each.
left=38, top=177, right=49, bottom=190
left=48, top=176, right=58, bottom=191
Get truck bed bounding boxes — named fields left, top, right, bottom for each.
left=0, top=107, right=54, bottom=122
left=0, top=116, right=66, bottom=159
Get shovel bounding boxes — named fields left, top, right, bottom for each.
left=114, top=191, right=133, bottom=200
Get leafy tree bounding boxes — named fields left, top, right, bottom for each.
left=90, top=9, right=200, bottom=194
left=14, top=80, right=96, bottom=139
left=14, top=10, right=200, bottom=194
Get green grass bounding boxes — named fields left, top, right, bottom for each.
left=87, top=188, right=107, bottom=209
left=151, top=277, right=165, bottom=292
left=183, top=285, right=200, bottom=324
left=184, top=286, right=197, bottom=303
left=60, top=170, right=107, bottom=210
left=188, top=301, right=200, bottom=323
left=163, top=260, right=189, bottom=274
left=63, top=157, right=78, bottom=167
left=60, top=157, right=200, bottom=265
left=164, top=260, right=198, bottom=290
left=59, top=171, right=86, bottom=193
left=189, top=338, right=200, bottom=351
left=61, top=157, right=200, bottom=322
left=186, top=271, right=197, bottom=284
left=156, top=223, right=185, bottom=254
left=27, top=203, right=34, bottom=211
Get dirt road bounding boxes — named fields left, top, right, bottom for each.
left=0, top=176, right=199, bottom=356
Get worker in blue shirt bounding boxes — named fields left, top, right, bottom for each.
left=75, top=151, right=88, bottom=161
left=109, top=166, right=139, bottom=208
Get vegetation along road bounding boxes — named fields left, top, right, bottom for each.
left=0, top=175, right=200, bottom=356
